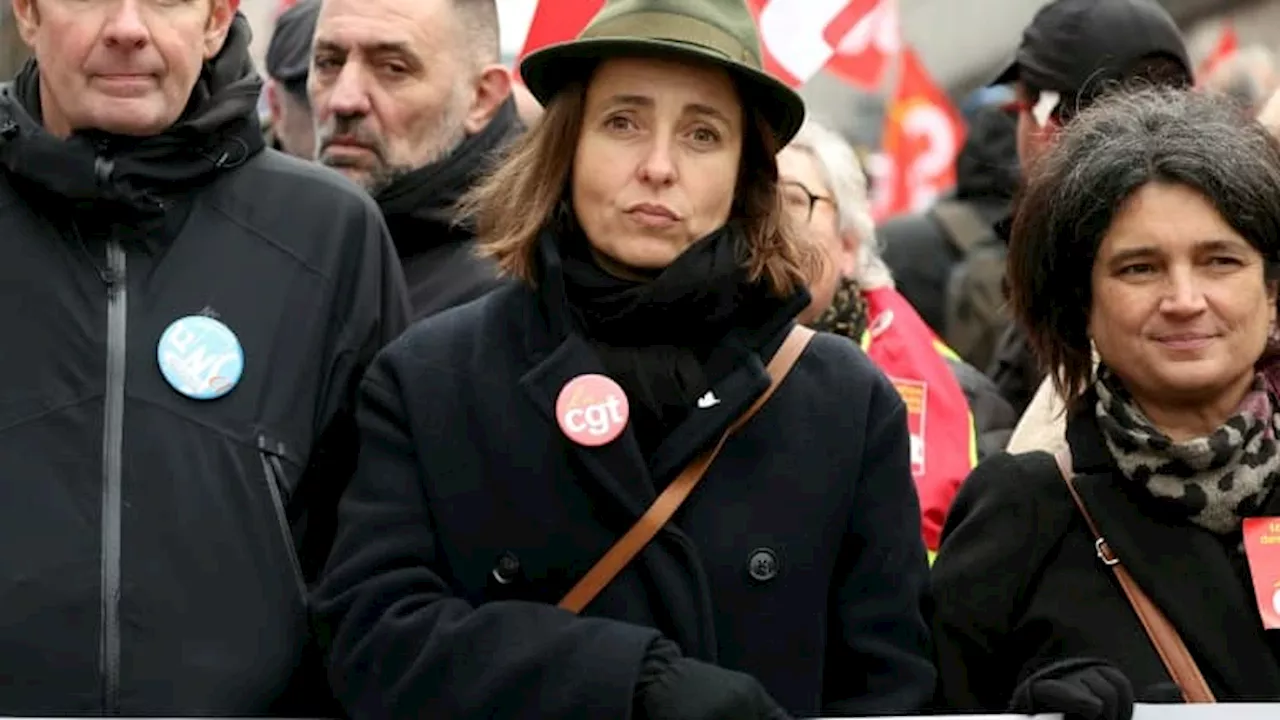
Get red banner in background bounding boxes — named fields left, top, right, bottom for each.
left=871, top=48, right=965, bottom=221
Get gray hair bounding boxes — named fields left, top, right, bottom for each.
left=786, top=117, right=895, bottom=289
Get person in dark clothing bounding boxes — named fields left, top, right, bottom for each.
left=264, top=0, right=319, bottom=158
left=878, top=103, right=1017, bottom=347
left=0, top=2, right=408, bottom=715
left=982, top=0, right=1194, bottom=413
left=310, top=0, right=521, bottom=320
left=934, top=87, right=1280, bottom=720
left=312, top=1, right=935, bottom=718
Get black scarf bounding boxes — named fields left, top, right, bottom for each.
left=0, top=13, right=263, bottom=219
left=547, top=223, right=801, bottom=458
left=375, top=97, right=522, bottom=259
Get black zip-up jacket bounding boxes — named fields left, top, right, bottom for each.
left=0, top=17, right=409, bottom=716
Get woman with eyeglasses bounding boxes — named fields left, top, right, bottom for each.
left=778, top=118, right=1016, bottom=560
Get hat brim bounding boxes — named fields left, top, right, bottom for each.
left=993, top=61, right=1018, bottom=86
left=991, top=55, right=1020, bottom=87
left=520, top=36, right=806, bottom=147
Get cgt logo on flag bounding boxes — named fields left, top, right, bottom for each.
left=872, top=48, right=965, bottom=221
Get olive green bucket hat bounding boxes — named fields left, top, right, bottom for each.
left=520, top=0, right=806, bottom=146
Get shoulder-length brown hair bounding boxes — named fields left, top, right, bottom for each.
left=459, top=70, right=824, bottom=298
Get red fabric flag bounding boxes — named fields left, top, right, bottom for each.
left=871, top=48, right=965, bottom=221
left=821, top=0, right=900, bottom=90
left=515, top=0, right=606, bottom=83
left=749, top=0, right=899, bottom=90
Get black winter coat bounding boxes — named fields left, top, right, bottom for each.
left=0, top=28, right=408, bottom=714
left=932, top=403, right=1280, bottom=711
left=314, top=271, right=935, bottom=718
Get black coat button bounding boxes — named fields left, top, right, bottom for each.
left=492, top=552, right=521, bottom=585
left=747, top=547, right=779, bottom=583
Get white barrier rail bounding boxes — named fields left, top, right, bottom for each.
left=827, top=705, right=1280, bottom=720
left=9, top=705, right=1278, bottom=719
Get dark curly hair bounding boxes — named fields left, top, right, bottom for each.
left=1008, top=86, right=1280, bottom=405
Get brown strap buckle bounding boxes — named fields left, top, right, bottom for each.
left=1095, top=537, right=1119, bottom=566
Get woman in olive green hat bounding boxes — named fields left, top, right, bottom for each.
left=313, top=1, right=935, bottom=718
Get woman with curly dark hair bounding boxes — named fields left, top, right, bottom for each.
left=933, top=86, right=1280, bottom=719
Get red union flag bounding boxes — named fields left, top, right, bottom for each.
left=517, top=0, right=899, bottom=91
left=749, top=0, right=899, bottom=90
left=515, top=0, right=606, bottom=82
left=872, top=48, right=965, bottom=221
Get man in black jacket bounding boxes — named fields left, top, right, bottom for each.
left=0, top=0, right=408, bottom=714
left=310, top=0, right=522, bottom=320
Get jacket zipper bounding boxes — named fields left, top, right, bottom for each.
left=101, top=237, right=126, bottom=713
left=258, top=440, right=307, bottom=601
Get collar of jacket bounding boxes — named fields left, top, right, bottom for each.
left=0, top=13, right=264, bottom=215
left=375, top=97, right=522, bottom=259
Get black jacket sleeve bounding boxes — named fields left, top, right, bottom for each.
left=311, top=356, right=663, bottom=720
left=822, top=374, right=936, bottom=715
left=929, top=450, right=1063, bottom=712
left=295, top=202, right=411, bottom=583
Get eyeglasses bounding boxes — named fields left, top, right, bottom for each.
left=781, top=180, right=835, bottom=223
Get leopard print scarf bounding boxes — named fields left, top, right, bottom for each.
left=1094, top=365, right=1280, bottom=534
left=810, top=276, right=869, bottom=341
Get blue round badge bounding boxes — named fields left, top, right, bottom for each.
left=156, top=315, right=244, bottom=400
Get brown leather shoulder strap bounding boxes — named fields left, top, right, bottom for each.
left=1053, top=450, right=1216, bottom=704
left=557, top=326, right=817, bottom=614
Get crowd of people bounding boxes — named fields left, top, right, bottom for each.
left=3, top=0, right=1280, bottom=718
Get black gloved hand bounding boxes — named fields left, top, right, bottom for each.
left=634, top=638, right=791, bottom=720
left=1009, top=658, right=1135, bottom=720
